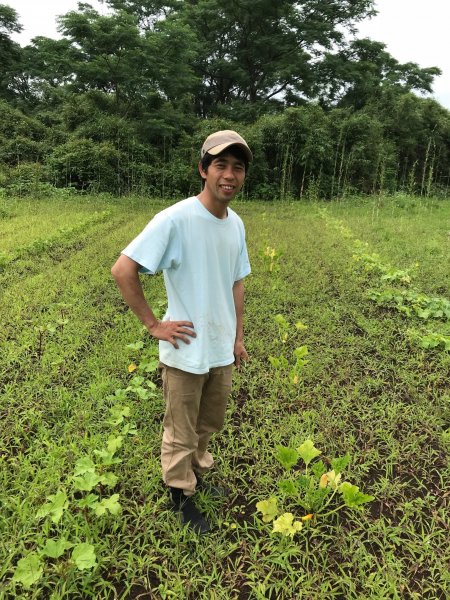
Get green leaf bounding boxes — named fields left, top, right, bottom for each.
left=107, top=388, right=128, bottom=402
left=296, top=474, right=311, bottom=490
left=77, top=493, right=99, bottom=509
left=126, top=341, right=144, bottom=351
left=93, top=448, right=122, bottom=466
left=94, top=494, right=121, bottom=517
left=275, top=445, right=299, bottom=469
left=278, top=479, right=299, bottom=495
left=268, top=355, right=289, bottom=369
left=73, top=471, right=102, bottom=491
left=129, top=386, right=152, bottom=399
left=255, top=497, right=278, bottom=522
left=121, top=422, right=138, bottom=436
left=331, top=455, right=351, bottom=474
left=108, top=406, right=130, bottom=426
left=106, top=435, right=123, bottom=454
left=419, top=335, right=440, bottom=349
left=41, top=538, right=73, bottom=559
left=100, top=472, right=118, bottom=487
left=289, top=369, right=302, bottom=385
left=140, top=359, right=159, bottom=372
left=12, top=553, right=43, bottom=588
left=73, top=457, right=96, bottom=476
left=36, top=491, right=68, bottom=524
left=71, top=543, right=97, bottom=570
left=274, top=314, right=289, bottom=330
left=293, top=346, right=309, bottom=360
left=297, top=440, right=321, bottom=466
left=339, top=482, right=374, bottom=508
left=311, top=460, right=327, bottom=478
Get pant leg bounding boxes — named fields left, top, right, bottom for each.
left=192, top=363, right=233, bottom=474
left=160, top=364, right=208, bottom=496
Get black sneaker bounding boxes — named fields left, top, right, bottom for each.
left=169, top=487, right=212, bottom=535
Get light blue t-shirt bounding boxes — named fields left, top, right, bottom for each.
left=122, top=197, right=251, bottom=374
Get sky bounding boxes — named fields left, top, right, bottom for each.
left=7, top=0, right=450, bottom=109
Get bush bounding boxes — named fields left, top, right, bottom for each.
left=47, top=139, right=123, bottom=193
left=4, top=162, right=55, bottom=197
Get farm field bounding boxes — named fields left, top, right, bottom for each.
left=0, top=194, right=449, bottom=599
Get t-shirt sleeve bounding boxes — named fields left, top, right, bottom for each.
left=121, top=212, right=180, bottom=274
left=234, top=222, right=251, bottom=281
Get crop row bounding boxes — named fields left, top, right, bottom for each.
left=320, top=208, right=450, bottom=353
left=0, top=210, right=113, bottom=272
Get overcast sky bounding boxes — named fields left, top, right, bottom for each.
left=8, top=0, right=450, bottom=109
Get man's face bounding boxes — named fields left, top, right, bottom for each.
left=199, top=153, right=246, bottom=203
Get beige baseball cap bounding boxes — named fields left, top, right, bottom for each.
left=201, top=130, right=253, bottom=162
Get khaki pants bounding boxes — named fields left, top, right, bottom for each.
left=160, top=363, right=233, bottom=496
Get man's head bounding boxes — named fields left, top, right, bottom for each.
left=197, top=132, right=253, bottom=205
left=200, top=130, right=252, bottom=174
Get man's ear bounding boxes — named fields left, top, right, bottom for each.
left=198, top=161, right=207, bottom=180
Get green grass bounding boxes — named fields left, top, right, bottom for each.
left=0, top=194, right=449, bottom=599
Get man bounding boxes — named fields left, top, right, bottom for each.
left=111, top=130, right=252, bottom=534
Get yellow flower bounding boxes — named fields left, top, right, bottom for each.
left=326, top=469, right=342, bottom=489
left=319, top=473, right=328, bottom=489
left=128, top=363, right=137, bottom=373
left=301, top=513, right=314, bottom=521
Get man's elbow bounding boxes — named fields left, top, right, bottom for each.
left=111, top=255, right=136, bottom=282
left=111, top=260, right=121, bottom=281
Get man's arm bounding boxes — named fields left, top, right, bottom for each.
left=111, top=254, right=196, bottom=348
left=232, top=279, right=248, bottom=369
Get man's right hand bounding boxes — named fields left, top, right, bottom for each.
left=148, top=320, right=196, bottom=349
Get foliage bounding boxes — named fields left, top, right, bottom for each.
left=256, top=440, right=373, bottom=538
left=268, top=313, right=309, bottom=385
left=316, top=38, right=441, bottom=110
left=0, top=4, right=23, bottom=100
left=11, top=390, right=136, bottom=588
left=0, top=0, right=448, bottom=197
left=369, top=289, right=450, bottom=321
left=321, top=203, right=450, bottom=355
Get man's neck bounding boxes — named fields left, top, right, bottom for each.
left=197, top=191, right=229, bottom=219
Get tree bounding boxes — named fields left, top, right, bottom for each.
left=0, top=4, right=23, bottom=100
left=176, top=0, right=376, bottom=118
left=315, top=38, right=441, bottom=110
left=57, top=5, right=149, bottom=102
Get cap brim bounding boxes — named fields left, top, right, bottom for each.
left=207, top=142, right=253, bottom=162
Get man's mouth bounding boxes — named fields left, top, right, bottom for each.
left=220, top=185, right=235, bottom=191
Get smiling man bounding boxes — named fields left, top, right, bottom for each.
left=111, top=130, right=252, bottom=533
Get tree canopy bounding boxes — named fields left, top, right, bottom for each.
left=0, top=0, right=448, bottom=199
